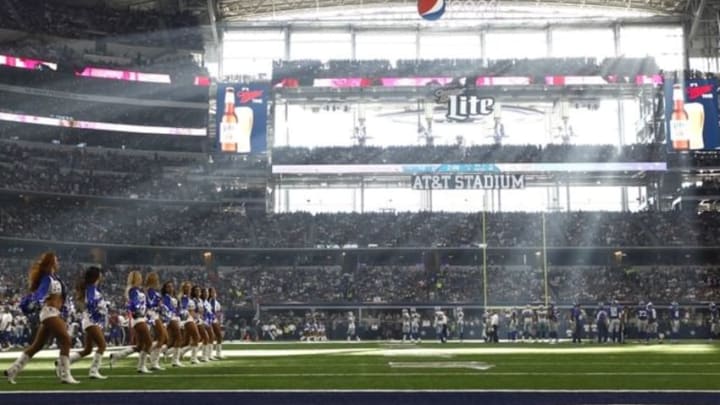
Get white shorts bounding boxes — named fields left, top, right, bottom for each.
left=130, top=317, right=146, bottom=328
left=81, top=314, right=104, bottom=331
left=40, top=306, right=61, bottom=322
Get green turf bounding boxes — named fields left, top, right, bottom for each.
left=1, top=341, right=719, bottom=391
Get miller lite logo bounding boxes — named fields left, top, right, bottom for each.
left=418, top=0, right=446, bottom=21
left=444, top=93, right=495, bottom=121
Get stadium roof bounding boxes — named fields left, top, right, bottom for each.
left=218, top=0, right=696, bottom=20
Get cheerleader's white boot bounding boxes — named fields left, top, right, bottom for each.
left=171, top=348, right=184, bottom=368
left=4, top=353, right=30, bottom=384
left=89, top=352, right=107, bottom=379
left=137, top=352, right=152, bottom=374
left=150, top=348, right=165, bottom=371
left=59, top=355, right=80, bottom=384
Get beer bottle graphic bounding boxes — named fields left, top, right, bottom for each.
left=670, top=83, right=690, bottom=150
left=220, top=87, right=240, bottom=152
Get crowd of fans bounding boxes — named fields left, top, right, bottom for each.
left=2, top=203, right=720, bottom=248
left=273, top=144, right=666, bottom=164
left=272, top=57, right=659, bottom=86
left=0, top=1, right=203, bottom=49
left=0, top=141, right=266, bottom=200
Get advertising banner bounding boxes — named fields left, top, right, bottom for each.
left=75, top=67, right=171, bottom=84
left=665, top=78, right=720, bottom=151
left=216, top=83, right=268, bottom=154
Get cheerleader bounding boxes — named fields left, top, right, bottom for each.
left=161, top=281, right=183, bottom=367
left=208, top=287, right=224, bottom=359
left=4, top=252, right=79, bottom=384
left=145, top=272, right=168, bottom=371
left=191, top=286, right=210, bottom=362
left=110, top=271, right=153, bottom=373
left=200, top=288, right=217, bottom=361
left=178, top=281, right=201, bottom=364
left=66, top=266, right=108, bottom=379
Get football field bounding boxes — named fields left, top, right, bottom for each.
left=1, top=341, right=719, bottom=404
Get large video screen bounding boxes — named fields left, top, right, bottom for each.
left=216, top=83, right=268, bottom=153
left=664, top=78, right=720, bottom=151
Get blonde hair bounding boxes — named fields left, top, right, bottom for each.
left=145, top=272, right=160, bottom=290
left=125, top=270, right=143, bottom=298
left=178, top=281, right=192, bottom=300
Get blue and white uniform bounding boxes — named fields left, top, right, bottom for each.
left=194, top=298, right=205, bottom=326
left=146, top=288, right=161, bottom=323
left=161, top=293, right=178, bottom=324
left=209, top=298, right=222, bottom=324
left=710, top=303, right=719, bottom=338
left=203, top=299, right=214, bottom=325
left=32, top=274, right=66, bottom=322
left=127, top=287, right=147, bottom=327
left=82, top=285, right=108, bottom=330
left=179, top=295, right=195, bottom=326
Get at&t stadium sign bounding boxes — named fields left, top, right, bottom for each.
left=411, top=174, right=525, bottom=190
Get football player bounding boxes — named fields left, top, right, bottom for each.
left=521, top=305, right=535, bottom=342
left=570, top=303, right=583, bottom=344
left=347, top=311, right=359, bottom=341
left=595, top=303, right=609, bottom=343
left=548, top=303, right=559, bottom=344
left=646, top=302, right=658, bottom=344
left=401, top=309, right=411, bottom=342
left=507, top=308, right=518, bottom=342
left=709, top=303, right=718, bottom=341
left=410, top=308, right=421, bottom=343
left=536, top=305, right=549, bottom=343
left=669, top=301, right=681, bottom=343
left=455, top=307, right=465, bottom=342
left=435, top=309, right=448, bottom=343
left=636, top=301, right=648, bottom=343
left=608, top=300, right=623, bottom=343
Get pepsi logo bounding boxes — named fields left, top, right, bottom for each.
left=418, top=0, right=446, bottom=21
